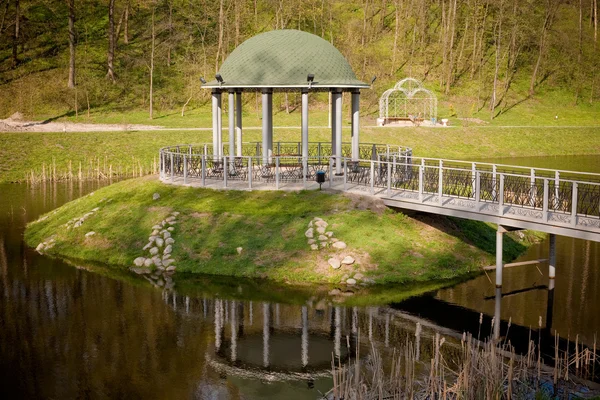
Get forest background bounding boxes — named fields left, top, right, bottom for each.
left=0, top=0, right=598, bottom=123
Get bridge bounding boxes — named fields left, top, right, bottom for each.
left=159, top=142, right=600, bottom=287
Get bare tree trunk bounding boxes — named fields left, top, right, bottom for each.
left=445, top=0, right=458, bottom=94
left=594, top=0, right=598, bottom=44
left=167, top=0, right=173, bottom=66
left=149, top=7, right=155, bottom=119
left=67, top=0, right=76, bottom=88
left=234, top=0, right=240, bottom=46
left=575, top=0, right=583, bottom=104
left=106, top=0, right=116, bottom=82
left=0, top=0, right=10, bottom=33
left=529, top=0, right=560, bottom=97
left=490, top=0, right=503, bottom=119
left=390, top=0, right=400, bottom=75
left=12, top=0, right=19, bottom=68
left=362, top=0, right=370, bottom=75
left=215, top=0, right=224, bottom=72
left=124, top=2, right=129, bottom=44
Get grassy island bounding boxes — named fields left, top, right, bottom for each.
left=25, top=176, right=542, bottom=288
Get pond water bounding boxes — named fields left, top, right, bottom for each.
left=1, top=154, right=599, bottom=397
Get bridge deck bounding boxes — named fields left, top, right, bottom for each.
left=159, top=150, right=600, bottom=242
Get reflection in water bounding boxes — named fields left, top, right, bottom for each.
left=1, top=171, right=600, bottom=397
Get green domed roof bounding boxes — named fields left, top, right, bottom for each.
left=204, top=30, right=368, bottom=90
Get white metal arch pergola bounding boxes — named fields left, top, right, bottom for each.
left=378, top=78, right=437, bottom=126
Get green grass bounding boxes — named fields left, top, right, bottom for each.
left=2, top=122, right=600, bottom=183
left=24, top=176, right=542, bottom=287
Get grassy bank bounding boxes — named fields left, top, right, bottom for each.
left=24, top=176, right=541, bottom=286
left=2, top=123, right=600, bottom=183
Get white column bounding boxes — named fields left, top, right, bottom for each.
left=351, top=90, right=360, bottom=161
left=217, top=92, right=223, bottom=158
left=231, top=300, right=237, bottom=362
left=548, top=233, right=556, bottom=279
left=262, top=89, right=273, bottom=164
left=330, top=89, right=337, bottom=154
left=211, top=90, right=221, bottom=158
left=301, top=89, right=309, bottom=160
left=496, top=225, right=505, bottom=287
left=334, top=90, right=343, bottom=174
left=228, top=90, right=235, bottom=160
left=235, top=91, right=243, bottom=157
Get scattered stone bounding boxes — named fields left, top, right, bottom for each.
left=148, top=235, right=157, bottom=242
left=310, top=244, right=318, bottom=250
left=167, top=227, right=174, bottom=232
left=354, top=272, right=364, bottom=280
left=151, top=230, right=159, bottom=236
left=305, top=228, right=314, bottom=238
left=318, top=235, right=328, bottom=241
left=152, top=257, right=162, bottom=267
left=36, top=243, right=44, bottom=252
left=164, top=245, right=172, bottom=254
left=341, top=256, right=355, bottom=265
left=152, top=193, right=160, bottom=200
left=315, top=220, right=328, bottom=228
left=143, top=258, right=154, bottom=267
left=236, top=247, right=243, bottom=255
left=152, top=225, right=161, bottom=230
left=166, top=266, right=177, bottom=272
left=346, top=278, right=357, bottom=285
left=171, top=212, right=180, bottom=216
left=330, top=238, right=339, bottom=243
left=85, top=231, right=96, bottom=237
left=162, top=254, right=171, bottom=261
left=133, top=257, right=146, bottom=267
left=342, top=291, right=355, bottom=297
left=166, top=216, right=176, bottom=222
left=143, top=242, right=152, bottom=250
left=329, top=289, right=341, bottom=296
left=163, top=259, right=175, bottom=267
left=326, top=231, right=334, bottom=237
left=131, top=267, right=151, bottom=275
left=155, top=238, right=164, bottom=247
left=332, top=241, right=347, bottom=250
left=307, top=239, right=316, bottom=245
left=316, top=226, right=326, bottom=234
left=313, top=217, right=324, bottom=222
left=308, top=221, right=313, bottom=228
left=156, top=279, right=164, bottom=287
left=165, top=238, right=175, bottom=245
left=328, top=258, right=341, bottom=269
left=149, top=247, right=159, bottom=255
left=74, top=221, right=82, bottom=228
left=320, top=242, right=328, bottom=248
left=163, top=231, right=171, bottom=239
left=91, top=207, right=100, bottom=212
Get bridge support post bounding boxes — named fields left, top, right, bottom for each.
left=548, top=233, right=556, bottom=280
left=493, top=287, right=502, bottom=340
left=496, top=225, right=507, bottom=287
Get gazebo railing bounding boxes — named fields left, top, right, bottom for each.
left=163, top=142, right=412, bottom=161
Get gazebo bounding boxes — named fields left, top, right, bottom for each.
left=201, top=29, right=369, bottom=175
left=377, top=78, right=437, bottom=126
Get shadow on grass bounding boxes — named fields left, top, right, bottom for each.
left=396, top=209, right=529, bottom=262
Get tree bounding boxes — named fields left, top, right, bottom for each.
left=529, top=0, right=561, bottom=97
left=106, top=0, right=116, bottom=82
left=12, top=0, right=20, bottom=68
left=148, top=3, right=156, bottom=119
left=67, top=0, right=76, bottom=88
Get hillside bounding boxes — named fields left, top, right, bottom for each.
left=0, top=0, right=599, bottom=123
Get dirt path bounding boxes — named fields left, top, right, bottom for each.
left=0, top=117, right=163, bottom=133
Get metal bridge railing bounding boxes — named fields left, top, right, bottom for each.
left=159, top=146, right=600, bottom=224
